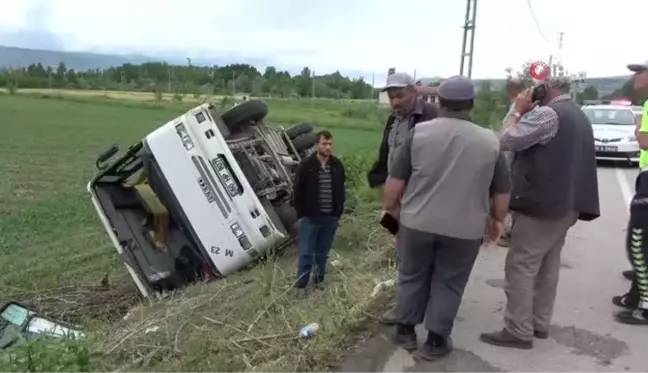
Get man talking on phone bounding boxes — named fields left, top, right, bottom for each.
left=383, top=76, right=510, bottom=359
left=480, top=76, right=600, bottom=349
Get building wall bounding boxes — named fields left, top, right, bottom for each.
left=378, top=91, right=390, bottom=106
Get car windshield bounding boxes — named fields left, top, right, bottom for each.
left=0, top=304, right=29, bottom=326
left=582, top=108, right=635, bottom=125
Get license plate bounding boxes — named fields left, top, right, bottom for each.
left=595, top=145, right=618, bottom=152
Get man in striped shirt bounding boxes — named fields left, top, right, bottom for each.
left=293, top=131, right=346, bottom=295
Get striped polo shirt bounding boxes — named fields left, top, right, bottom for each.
left=318, top=163, right=333, bottom=214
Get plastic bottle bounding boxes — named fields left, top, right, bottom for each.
left=299, top=323, right=320, bottom=338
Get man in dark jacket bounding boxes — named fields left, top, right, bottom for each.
left=367, top=72, right=439, bottom=189
left=367, top=72, right=438, bottom=324
left=480, top=76, right=600, bottom=349
left=293, top=131, right=346, bottom=295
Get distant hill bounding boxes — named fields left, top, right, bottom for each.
left=0, top=45, right=156, bottom=70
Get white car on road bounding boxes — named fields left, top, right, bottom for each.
left=581, top=104, right=639, bottom=164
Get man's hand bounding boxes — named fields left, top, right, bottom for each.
left=513, top=88, right=540, bottom=116
left=484, top=217, right=505, bottom=244
left=381, top=208, right=400, bottom=221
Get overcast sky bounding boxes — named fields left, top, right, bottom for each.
left=0, top=0, right=646, bottom=80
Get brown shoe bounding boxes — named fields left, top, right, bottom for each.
left=480, top=329, right=533, bottom=349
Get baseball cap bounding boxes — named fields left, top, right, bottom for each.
left=438, top=75, right=475, bottom=101
left=381, top=72, right=415, bottom=91
left=627, top=60, right=648, bottom=73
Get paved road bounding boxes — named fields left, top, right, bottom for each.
left=339, top=163, right=647, bottom=372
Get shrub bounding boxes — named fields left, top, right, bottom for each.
left=152, top=89, right=163, bottom=102
left=339, top=152, right=374, bottom=193
left=172, top=91, right=183, bottom=102
left=0, top=338, right=92, bottom=372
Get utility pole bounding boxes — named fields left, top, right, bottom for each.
left=310, top=70, right=316, bottom=107
left=371, top=72, right=375, bottom=100
left=231, top=71, right=236, bottom=96
left=459, top=0, right=478, bottom=78
left=557, top=32, right=564, bottom=77
left=548, top=55, right=554, bottom=77
left=167, top=64, right=171, bottom=92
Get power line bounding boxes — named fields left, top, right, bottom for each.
left=525, top=0, right=550, bottom=44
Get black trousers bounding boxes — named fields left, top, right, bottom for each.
left=626, top=170, right=648, bottom=310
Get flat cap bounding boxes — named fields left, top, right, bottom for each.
left=627, top=60, right=648, bottom=73
left=438, top=75, right=475, bottom=101
left=381, top=72, right=415, bottom=91
left=547, top=75, right=572, bottom=89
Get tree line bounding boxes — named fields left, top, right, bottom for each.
left=1, top=59, right=639, bottom=105
left=0, top=61, right=375, bottom=99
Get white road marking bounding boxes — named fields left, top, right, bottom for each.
left=614, top=168, right=633, bottom=213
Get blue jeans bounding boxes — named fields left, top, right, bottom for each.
left=296, top=216, right=339, bottom=289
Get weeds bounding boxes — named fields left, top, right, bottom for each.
left=0, top=337, right=92, bottom=372
left=93, top=207, right=395, bottom=372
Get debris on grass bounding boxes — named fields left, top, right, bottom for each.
left=2, top=281, right=140, bottom=325
left=89, top=209, right=397, bottom=372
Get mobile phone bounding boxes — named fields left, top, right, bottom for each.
left=532, top=84, right=547, bottom=103
left=380, top=212, right=399, bottom=235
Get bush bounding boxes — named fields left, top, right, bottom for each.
left=172, top=91, right=183, bottom=103
left=339, top=104, right=386, bottom=122
left=152, top=89, right=163, bottom=102
left=0, top=338, right=92, bottom=372
left=339, top=152, right=374, bottom=192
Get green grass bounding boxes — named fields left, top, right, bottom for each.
left=0, top=93, right=392, bottom=371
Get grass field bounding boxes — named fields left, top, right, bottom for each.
left=0, top=92, right=392, bottom=371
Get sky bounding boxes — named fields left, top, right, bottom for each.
left=0, top=0, right=647, bottom=81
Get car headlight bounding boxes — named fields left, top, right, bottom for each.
left=230, top=222, right=244, bottom=238
left=175, top=123, right=195, bottom=151
left=626, top=135, right=637, bottom=142
left=230, top=222, right=252, bottom=250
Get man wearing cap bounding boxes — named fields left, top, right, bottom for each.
left=367, top=72, right=438, bottom=324
left=480, top=76, right=600, bottom=349
left=498, top=78, right=526, bottom=248
left=611, top=60, right=648, bottom=325
left=383, top=76, right=511, bottom=359
left=368, top=72, right=438, bottom=189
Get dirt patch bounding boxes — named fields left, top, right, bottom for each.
left=485, top=278, right=506, bottom=289
left=408, top=348, right=503, bottom=372
left=550, top=324, right=629, bottom=363
left=6, top=280, right=140, bottom=325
